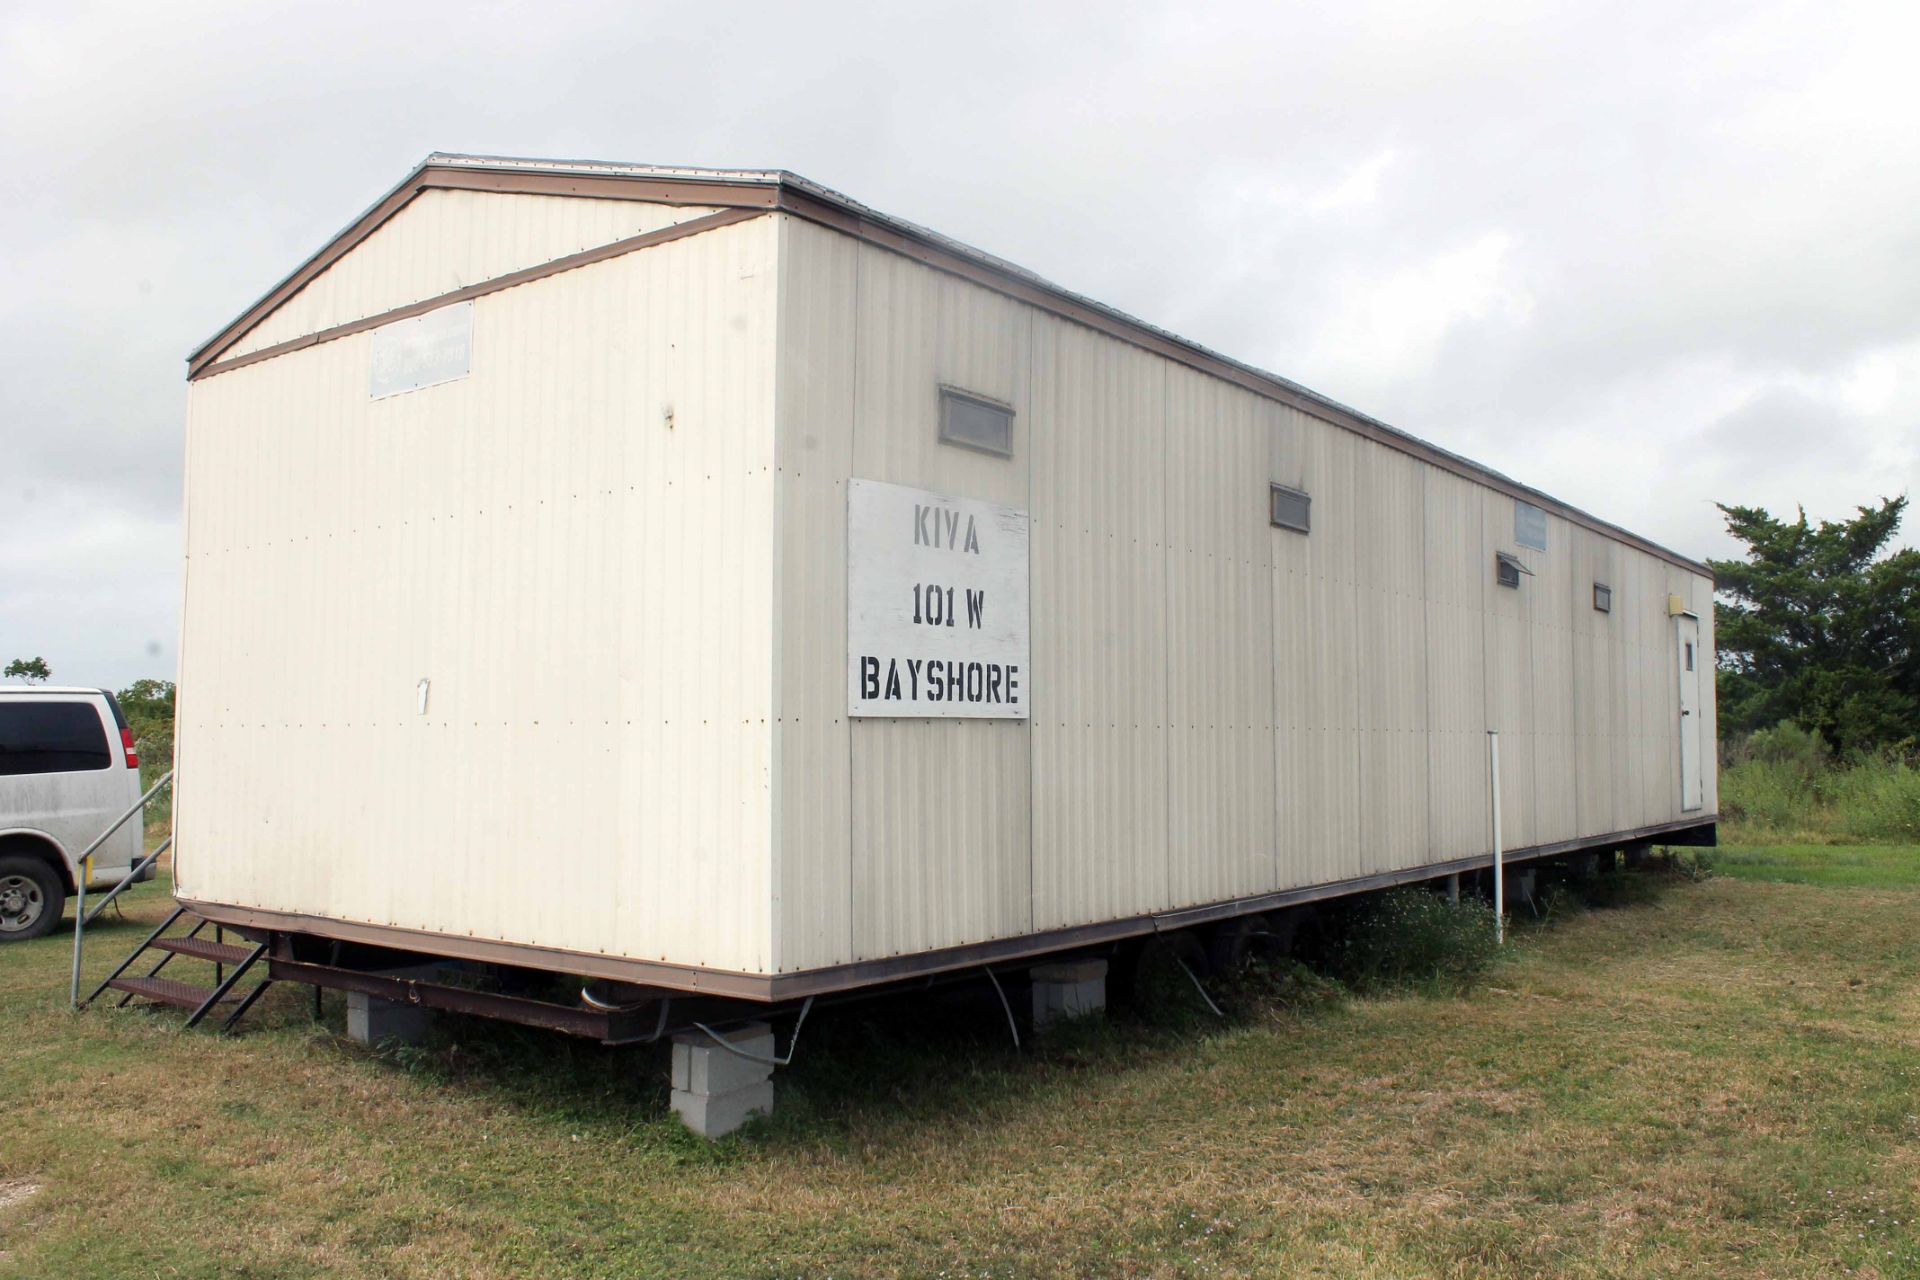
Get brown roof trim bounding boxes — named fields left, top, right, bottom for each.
left=189, top=207, right=763, bottom=381
left=186, top=164, right=779, bottom=377
left=190, top=155, right=1711, bottom=576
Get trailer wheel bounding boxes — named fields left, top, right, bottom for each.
left=1256, top=908, right=1307, bottom=959
left=1207, top=916, right=1262, bottom=973
left=1114, top=930, right=1210, bottom=1010
left=0, top=854, right=64, bottom=942
left=1161, top=929, right=1210, bottom=978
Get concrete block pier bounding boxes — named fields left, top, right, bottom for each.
left=1031, top=958, right=1107, bottom=1029
left=671, top=1023, right=775, bottom=1138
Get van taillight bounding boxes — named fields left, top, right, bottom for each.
left=120, top=726, right=139, bottom=769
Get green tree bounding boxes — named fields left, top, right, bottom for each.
left=116, top=678, right=176, bottom=780
left=3, top=657, right=50, bottom=683
left=1711, top=497, right=1920, bottom=754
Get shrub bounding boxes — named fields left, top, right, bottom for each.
left=1722, top=720, right=1830, bottom=837
left=1824, top=757, right=1920, bottom=843
left=1722, top=726, right=1920, bottom=844
left=1721, top=757, right=1820, bottom=835
left=1743, top=720, right=1831, bottom=776
left=1322, top=888, right=1501, bottom=995
left=1214, top=956, right=1346, bottom=1018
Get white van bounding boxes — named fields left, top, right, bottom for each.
left=0, top=686, right=148, bottom=941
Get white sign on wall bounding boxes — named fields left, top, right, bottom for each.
left=370, top=301, right=473, bottom=400
left=847, top=478, right=1030, bottom=719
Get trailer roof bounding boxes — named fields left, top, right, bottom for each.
left=188, top=153, right=1713, bottom=577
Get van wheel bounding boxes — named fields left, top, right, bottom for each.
left=0, top=855, right=63, bottom=941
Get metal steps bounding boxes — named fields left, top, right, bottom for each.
left=150, top=936, right=255, bottom=966
left=80, top=905, right=275, bottom=1031
left=104, top=974, right=245, bottom=1010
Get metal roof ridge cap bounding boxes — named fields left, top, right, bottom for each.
left=421, top=151, right=790, bottom=186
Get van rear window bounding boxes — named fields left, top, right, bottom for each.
left=0, top=702, right=111, bottom=775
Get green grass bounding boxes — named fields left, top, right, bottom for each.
left=4, top=855, right=1918, bottom=1279
left=1714, top=841, right=1920, bottom=888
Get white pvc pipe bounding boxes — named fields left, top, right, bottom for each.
left=1488, top=731, right=1504, bottom=946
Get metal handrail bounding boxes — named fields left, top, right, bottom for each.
left=84, top=836, right=171, bottom=928
left=69, top=770, right=173, bottom=1008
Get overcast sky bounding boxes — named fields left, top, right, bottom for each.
left=3, top=0, right=1915, bottom=692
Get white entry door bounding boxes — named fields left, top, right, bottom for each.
left=1675, top=614, right=1703, bottom=811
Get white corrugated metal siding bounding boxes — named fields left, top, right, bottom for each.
left=1354, top=441, right=1431, bottom=874
left=1164, top=366, right=1276, bottom=906
left=1422, top=467, right=1492, bottom=862
left=843, top=248, right=1034, bottom=962
left=1529, top=511, right=1578, bottom=844
left=770, top=217, right=858, bottom=973
left=1617, top=550, right=1658, bottom=828
left=1029, top=313, right=1170, bottom=930
left=1274, top=416, right=1363, bottom=890
left=768, top=232, right=1040, bottom=967
left=1570, top=525, right=1618, bottom=839
left=771, top=213, right=1720, bottom=971
left=229, top=190, right=722, bottom=358
left=769, top=211, right=1715, bottom=973
left=179, top=211, right=780, bottom=972
left=1480, top=487, right=1538, bottom=851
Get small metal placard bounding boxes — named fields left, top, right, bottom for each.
left=370, top=301, right=473, bottom=400
left=1514, top=500, right=1548, bottom=551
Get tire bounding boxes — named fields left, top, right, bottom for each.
left=0, top=854, right=65, bottom=942
left=1256, top=908, right=1306, bottom=959
left=1114, top=931, right=1209, bottom=1009
left=1207, top=915, right=1263, bottom=973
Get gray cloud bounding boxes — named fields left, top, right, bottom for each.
left=2, top=0, right=1916, bottom=690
